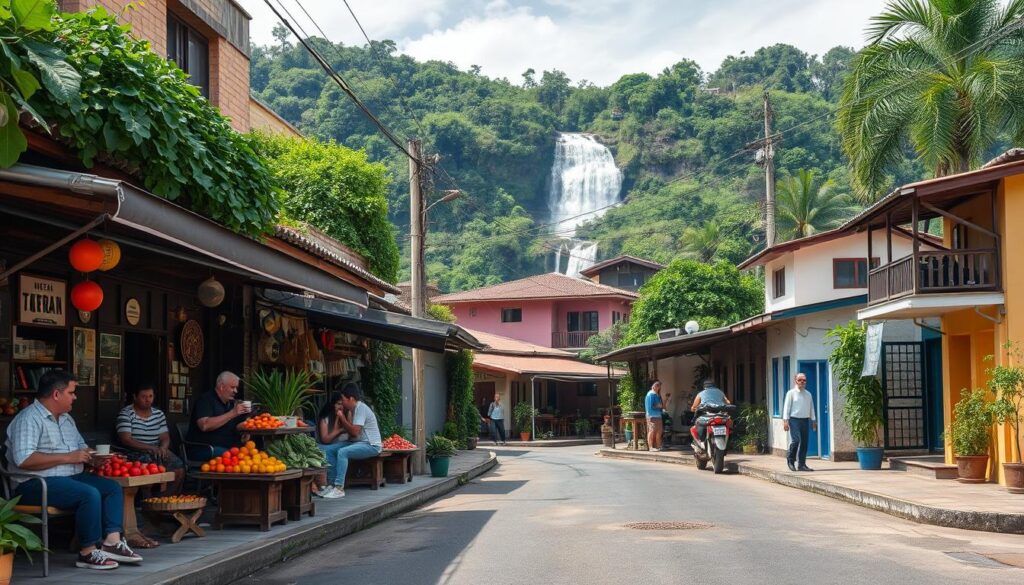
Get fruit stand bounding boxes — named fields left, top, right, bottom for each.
left=192, top=469, right=302, bottom=531
left=92, top=455, right=173, bottom=547
left=381, top=434, right=421, bottom=485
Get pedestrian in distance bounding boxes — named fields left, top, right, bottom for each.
left=485, top=392, right=506, bottom=445
left=782, top=373, right=817, bottom=472
left=644, top=380, right=670, bottom=451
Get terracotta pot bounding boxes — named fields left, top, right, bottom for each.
left=519, top=432, right=531, bottom=442
left=0, top=551, right=12, bottom=585
left=956, top=455, right=989, bottom=483
left=742, top=444, right=758, bottom=455
left=1004, top=462, right=1024, bottom=494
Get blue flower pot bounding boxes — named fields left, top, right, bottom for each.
left=429, top=456, right=450, bottom=477
left=856, top=447, right=884, bottom=470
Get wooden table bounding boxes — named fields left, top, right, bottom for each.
left=141, top=500, right=206, bottom=544
left=192, top=470, right=301, bottom=531
left=282, top=468, right=322, bottom=521
left=382, top=449, right=419, bottom=484
left=110, top=472, right=176, bottom=547
left=244, top=426, right=314, bottom=437
left=621, top=412, right=648, bottom=451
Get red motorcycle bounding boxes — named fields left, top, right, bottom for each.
left=690, top=403, right=737, bottom=474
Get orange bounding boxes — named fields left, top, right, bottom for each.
left=201, top=464, right=210, bottom=472
left=241, top=465, right=251, bottom=474
left=245, top=441, right=256, bottom=450
left=216, top=464, right=225, bottom=473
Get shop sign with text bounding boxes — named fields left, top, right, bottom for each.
left=19, top=274, right=66, bottom=327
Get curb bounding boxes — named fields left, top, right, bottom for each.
left=504, top=439, right=603, bottom=448
left=146, top=452, right=499, bottom=585
left=598, top=448, right=738, bottom=473
left=598, top=449, right=1024, bottom=534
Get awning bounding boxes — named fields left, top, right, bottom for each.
left=258, top=288, right=482, bottom=353
left=0, top=164, right=368, bottom=306
left=596, top=326, right=736, bottom=363
left=473, top=353, right=624, bottom=379
left=857, top=291, right=1005, bottom=321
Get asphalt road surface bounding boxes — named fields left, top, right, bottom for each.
left=237, top=445, right=1024, bottom=585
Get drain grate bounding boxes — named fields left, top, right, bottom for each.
left=623, top=521, right=712, bottom=530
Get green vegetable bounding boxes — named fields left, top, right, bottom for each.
left=267, top=434, right=327, bottom=469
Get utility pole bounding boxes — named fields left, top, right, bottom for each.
left=762, top=89, right=777, bottom=248
left=409, top=138, right=426, bottom=475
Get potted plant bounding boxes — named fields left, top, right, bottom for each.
left=247, top=369, right=316, bottom=425
left=426, top=434, right=457, bottom=477
left=573, top=417, right=590, bottom=438
left=948, top=388, right=993, bottom=483
left=987, top=344, right=1024, bottom=492
left=827, top=322, right=886, bottom=469
left=738, top=404, right=768, bottom=455
left=0, top=496, right=44, bottom=582
left=513, top=402, right=537, bottom=441
left=463, top=402, right=479, bottom=450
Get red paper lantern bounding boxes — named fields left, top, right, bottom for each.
left=71, top=281, right=104, bottom=312
left=69, top=239, right=104, bottom=272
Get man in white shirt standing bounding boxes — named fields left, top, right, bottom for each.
left=782, top=373, right=817, bottom=472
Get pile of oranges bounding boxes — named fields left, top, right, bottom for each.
left=200, top=441, right=288, bottom=474
left=240, top=413, right=284, bottom=430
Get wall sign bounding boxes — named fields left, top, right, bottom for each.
left=179, top=319, right=204, bottom=368
left=19, top=274, right=66, bottom=327
left=125, top=298, right=141, bottom=326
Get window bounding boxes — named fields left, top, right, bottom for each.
left=833, top=258, right=879, bottom=288
left=577, top=382, right=598, bottom=396
left=612, top=311, right=621, bottom=324
left=567, top=311, right=599, bottom=331
left=773, top=267, right=786, bottom=298
left=167, top=13, right=210, bottom=97
left=501, top=308, right=522, bottom=323
left=772, top=357, right=781, bottom=417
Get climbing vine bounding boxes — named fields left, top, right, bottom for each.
left=446, top=349, right=476, bottom=448
left=364, top=340, right=404, bottom=437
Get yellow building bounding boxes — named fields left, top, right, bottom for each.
left=852, top=149, right=1024, bottom=485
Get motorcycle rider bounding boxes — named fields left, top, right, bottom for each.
left=689, top=378, right=731, bottom=439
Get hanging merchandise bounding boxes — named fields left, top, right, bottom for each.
left=97, top=239, right=121, bottom=271
left=197, top=276, right=225, bottom=308
left=71, top=280, right=104, bottom=312
left=69, top=239, right=104, bottom=272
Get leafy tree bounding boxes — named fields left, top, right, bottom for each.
left=708, top=44, right=813, bottom=93
left=775, top=169, right=858, bottom=240
left=679, top=220, right=724, bottom=262
left=810, top=46, right=855, bottom=101
left=837, top=0, right=1024, bottom=198
left=623, top=260, right=763, bottom=345
left=537, top=69, right=571, bottom=115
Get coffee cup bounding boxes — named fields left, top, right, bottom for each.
left=95, top=444, right=111, bottom=456
left=242, top=400, right=253, bottom=411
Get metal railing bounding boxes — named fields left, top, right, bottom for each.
left=552, top=330, right=598, bottom=348
left=868, top=249, right=998, bottom=304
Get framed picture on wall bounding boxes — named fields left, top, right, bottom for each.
left=72, top=327, right=96, bottom=386
left=168, top=399, right=183, bottom=414
left=98, top=361, right=120, bottom=401
left=99, top=333, right=121, bottom=360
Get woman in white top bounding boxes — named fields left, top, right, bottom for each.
left=486, top=393, right=506, bottom=445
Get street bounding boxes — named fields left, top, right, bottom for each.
left=237, top=446, right=1024, bottom=585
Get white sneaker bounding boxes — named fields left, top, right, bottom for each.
left=650, top=447, right=661, bottom=452
left=321, top=486, right=346, bottom=499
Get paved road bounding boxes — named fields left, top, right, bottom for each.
left=238, top=446, right=1024, bottom=585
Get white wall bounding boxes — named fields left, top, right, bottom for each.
left=400, top=347, right=449, bottom=438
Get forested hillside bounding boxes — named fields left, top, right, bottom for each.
left=250, top=34, right=926, bottom=290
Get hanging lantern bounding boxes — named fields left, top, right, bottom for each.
left=69, top=239, right=104, bottom=272
left=97, top=239, right=121, bottom=271
left=197, top=276, right=225, bottom=308
left=71, top=281, right=104, bottom=312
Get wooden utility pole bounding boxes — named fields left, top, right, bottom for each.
left=409, top=138, right=426, bottom=475
left=762, top=89, right=777, bottom=248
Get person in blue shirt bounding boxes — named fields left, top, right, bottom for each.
left=644, top=380, right=670, bottom=451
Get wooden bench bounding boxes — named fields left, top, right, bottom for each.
left=343, top=452, right=391, bottom=490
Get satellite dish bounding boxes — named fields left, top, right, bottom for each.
left=684, top=320, right=700, bottom=335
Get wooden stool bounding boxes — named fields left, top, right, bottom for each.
left=344, top=453, right=390, bottom=490
left=141, top=498, right=206, bottom=544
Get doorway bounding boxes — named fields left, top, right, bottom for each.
left=125, top=332, right=163, bottom=407
left=798, top=360, right=831, bottom=459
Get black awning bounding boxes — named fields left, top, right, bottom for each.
left=0, top=164, right=368, bottom=307
left=258, top=288, right=481, bottom=353
left=596, top=326, right=735, bottom=363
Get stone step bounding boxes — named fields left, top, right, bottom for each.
left=889, top=456, right=958, bottom=480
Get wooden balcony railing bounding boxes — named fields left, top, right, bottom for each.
left=867, top=249, right=999, bottom=305
left=552, top=330, right=598, bottom=348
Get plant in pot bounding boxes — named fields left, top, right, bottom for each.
left=426, top=433, right=457, bottom=477
left=0, top=496, right=44, bottom=582
left=738, top=403, right=768, bottom=455
left=987, top=344, right=1024, bottom=492
left=947, top=388, right=993, bottom=483
left=513, top=402, right=537, bottom=441
left=827, top=321, right=885, bottom=469
left=573, top=417, right=590, bottom=438
left=247, top=368, right=316, bottom=426
left=624, top=421, right=633, bottom=445
left=463, top=402, right=480, bottom=450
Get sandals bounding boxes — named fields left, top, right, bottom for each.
left=128, top=535, right=161, bottom=549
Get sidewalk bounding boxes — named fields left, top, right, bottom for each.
left=598, top=447, right=1024, bottom=534
left=15, top=450, right=497, bottom=585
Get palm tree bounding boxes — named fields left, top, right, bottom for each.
left=838, top=0, right=1024, bottom=199
left=679, top=221, right=723, bottom=262
left=775, top=170, right=858, bottom=240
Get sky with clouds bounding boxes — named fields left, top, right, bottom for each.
left=240, top=0, right=890, bottom=86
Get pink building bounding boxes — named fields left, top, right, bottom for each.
left=432, top=273, right=638, bottom=349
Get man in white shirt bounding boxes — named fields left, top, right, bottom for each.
left=782, top=373, right=817, bottom=472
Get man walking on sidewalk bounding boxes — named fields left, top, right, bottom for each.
left=782, top=373, right=816, bottom=472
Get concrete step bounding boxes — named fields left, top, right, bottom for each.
left=889, top=455, right=958, bottom=480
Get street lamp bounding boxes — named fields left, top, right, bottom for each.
left=425, top=190, right=462, bottom=215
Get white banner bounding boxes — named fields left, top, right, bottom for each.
left=862, top=322, right=884, bottom=377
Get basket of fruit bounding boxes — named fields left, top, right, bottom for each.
left=199, top=441, right=289, bottom=474
left=240, top=412, right=285, bottom=431
left=382, top=434, right=418, bottom=451
left=142, top=494, right=206, bottom=511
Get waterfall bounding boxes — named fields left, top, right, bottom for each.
left=548, top=133, right=622, bottom=277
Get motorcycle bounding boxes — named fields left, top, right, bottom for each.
left=690, top=403, right=737, bottom=474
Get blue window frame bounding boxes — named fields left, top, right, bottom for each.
left=772, top=357, right=781, bottom=417
left=783, top=356, right=791, bottom=394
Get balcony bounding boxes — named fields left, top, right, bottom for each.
left=868, top=249, right=999, bottom=305
left=552, top=330, right=598, bottom=349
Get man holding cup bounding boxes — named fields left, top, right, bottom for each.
left=5, top=370, right=142, bottom=570
left=186, top=371, right=251, bottom=459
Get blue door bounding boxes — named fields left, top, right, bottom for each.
left=798, top=360, right=831, bottom=459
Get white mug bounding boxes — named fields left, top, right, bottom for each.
left=241, top=400, right=253, bottom=411
left=95, top=444, right=111, bottom=456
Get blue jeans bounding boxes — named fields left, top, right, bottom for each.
left=15, top=473, right=123, bottom=547
left=319, top=441, right=381, bottom=486
left=186, top=444, right=228, bottom=462
left=787, top=417, right=810, bottom=468
left=490, top=419, right=506, bottom=443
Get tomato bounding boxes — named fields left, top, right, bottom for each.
left=148, top=464, right=159, bottom=473
left=158, top=465, right=166, bottom=473
left=129, top=468, right=141, bottom=477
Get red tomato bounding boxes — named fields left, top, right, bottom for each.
left=148, top=464, right=159, bottom=473
left=129, top=468, right=141, bottom=477
left=158, top=465, right=166, bottom=473
left=229, top=447, right=240, bottom=455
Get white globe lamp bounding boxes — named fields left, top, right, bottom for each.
left=684, top=320, right=700, bottom=335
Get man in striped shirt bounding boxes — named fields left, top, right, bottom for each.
left=116, top=385, right=184, bottom=495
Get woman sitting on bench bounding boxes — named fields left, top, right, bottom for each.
left=316, top=383, right=382, bottom=499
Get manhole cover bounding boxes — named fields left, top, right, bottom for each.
left=623, top=521, right=712, bottom=530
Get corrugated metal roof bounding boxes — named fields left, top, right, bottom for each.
left=433, top=272, right=638, bottom=304
left=474, top=353, right=623, bottom=377
left=273, top=224, right=400, bottom=295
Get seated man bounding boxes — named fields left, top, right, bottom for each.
left=6, top=370, right=142, bottom=570
left=116, top=384, right=185, bottom=498
left=186, top=371, right=250, bottom=460
left=317, top=383, right=382, bottom=499
left=689, top=378, right=732, bottom=438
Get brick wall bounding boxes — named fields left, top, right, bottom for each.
left=209, top=37, right=250, bottom=132
left=59, top=0, right=169, bottom=56
left=250, top=98, right=303, bottom=138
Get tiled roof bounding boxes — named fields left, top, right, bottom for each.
left=579, top=255, right=664, bottom=277
left=464, top=328, right=574, bottom=357
left=432, top=272, right=639, bottom=304
left=273, top=224, right=400, bottom=294
left=473, top=353, right=624, bottom=378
